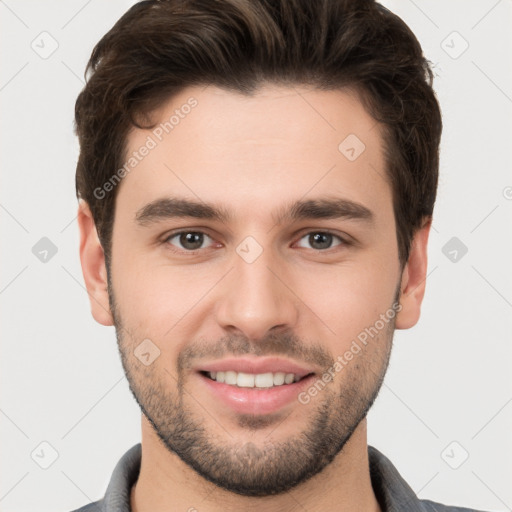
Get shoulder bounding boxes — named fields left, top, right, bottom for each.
left=419, top=498, right=491, bottom=512
left=368, top=445, right=491, bottom=512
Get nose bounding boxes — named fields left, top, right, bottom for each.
left=214, top=245, right=299, bottom=341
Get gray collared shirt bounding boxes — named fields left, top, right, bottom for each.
left=69, top=444, right=488, bottom=512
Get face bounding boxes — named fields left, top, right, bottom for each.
left=82, top=84, right=422, bottom=497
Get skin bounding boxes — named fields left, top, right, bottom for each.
left=78, top=84, right=430, bottom=512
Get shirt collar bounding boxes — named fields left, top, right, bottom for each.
left=368, top=445, right=425, bottom=511
left=99, top=443, right=425, bottom=511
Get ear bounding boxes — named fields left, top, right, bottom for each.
left=395, top=218, right=432, bottom=330
left=77, top=200, right=114, bottom=326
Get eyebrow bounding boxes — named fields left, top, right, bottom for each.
left=134, top=196, right=374, bottom=227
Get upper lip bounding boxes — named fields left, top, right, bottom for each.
left=196, top=357, right=317, bottom=379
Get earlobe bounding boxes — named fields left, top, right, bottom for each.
left=395, top=218, right=432, bottom=330
left=77, top=200, right=114, bottom=326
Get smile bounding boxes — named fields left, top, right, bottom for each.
left=202, top=370, right=310, bottom=388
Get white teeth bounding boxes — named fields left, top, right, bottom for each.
left=237, top=372, right=255, bottom=387
left=254, top=373, right=273, bottom=388
left=273, top=372, right=285, bottom=385
left=225, top=371, right=237, bottom=385
left=207, top=370, right=303, bottom=388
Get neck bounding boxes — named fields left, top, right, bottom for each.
left=130, top=416, right=381, bottom=512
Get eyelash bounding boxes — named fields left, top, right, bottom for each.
left=162, top=229, right=351, bottom=255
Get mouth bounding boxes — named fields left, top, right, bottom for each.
left=194, top=358, right=319, bottom=415
left=199, top=370, right=314, bottom=388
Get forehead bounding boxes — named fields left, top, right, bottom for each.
left=117, top=84, right=391, bottom=225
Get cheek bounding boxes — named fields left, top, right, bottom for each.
left=110, top=255, right=220, bottom=340
left=295, top=256, right=399, bottom=342
left=110, top=269, right=195, bottom=376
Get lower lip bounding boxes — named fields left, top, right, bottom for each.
left=198, top=372, right=316, bottom=415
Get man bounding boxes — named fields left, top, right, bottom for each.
left=72, top=0, right=487, bottom=511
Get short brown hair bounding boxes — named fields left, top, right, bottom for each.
left=75, top=0, right=442, bottom=268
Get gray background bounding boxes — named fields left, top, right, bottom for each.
left=1, top=1, right=511, bottom=511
